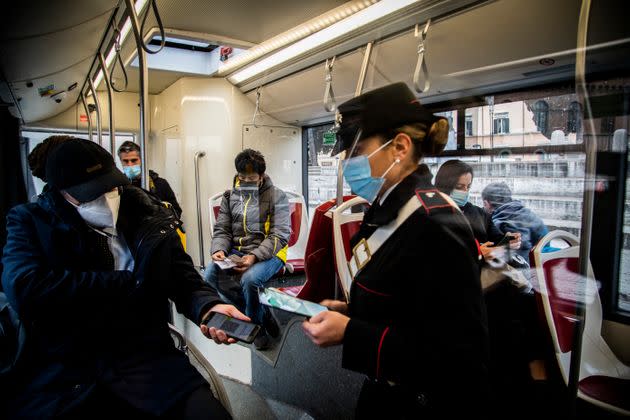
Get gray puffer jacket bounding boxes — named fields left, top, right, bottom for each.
left=210, top=175, right=290, bottom=262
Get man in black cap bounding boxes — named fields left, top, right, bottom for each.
left=2, top=138, right=245, bottom=418
left=302, top=82, right=490, bottom=418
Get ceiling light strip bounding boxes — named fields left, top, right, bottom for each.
left=217, top=0, right=378, bottom=77
left=228, top=0, right=421, bottom=85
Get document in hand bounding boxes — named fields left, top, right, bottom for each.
left=258, top=287, right=328, bottom=318
left=215, top=258, right=237, bottom=270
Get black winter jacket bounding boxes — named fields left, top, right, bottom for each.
left=1, top=185, right=222, bottom=418
left=342, top=165, right=490, bottom=417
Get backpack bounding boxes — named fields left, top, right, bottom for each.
left=0, top=291, right=25, bottom=380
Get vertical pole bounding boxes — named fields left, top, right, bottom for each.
left=568, top=0, right=594, bottom=417
left=98, top=53, right=116, bottom=154
left=88, top=78, right=103, bottom=147
left=194, top=151, right=207, bottom=269
left=80, top=92, right=93, bottom=142
left=125, top=0, right=150, bottom=190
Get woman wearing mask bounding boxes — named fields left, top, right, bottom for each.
left=434, top=159, right=521, bottom=261
left=302, top=83, right=489, bottom=418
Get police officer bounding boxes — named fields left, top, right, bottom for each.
left=302, top=83, right=490, bottom=418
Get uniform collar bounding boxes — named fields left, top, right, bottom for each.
left=364, top=164, right=433, bottom=226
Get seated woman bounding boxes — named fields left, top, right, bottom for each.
left=435, top=159, right=521, bottom=264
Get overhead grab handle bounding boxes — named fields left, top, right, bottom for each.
left=110, top=27, right=129, bottom=93
left=323, top=57, right=336, bottom=112
left=252, top=87, right=261, bottom=128
left=125, top=0, right=166, bottom=55
left=413, top=19, right=431, bottom=94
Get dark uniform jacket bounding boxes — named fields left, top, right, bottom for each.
left=460, top=202, right=504, bottom=244
left=131, top=170, right=182, bottom=217
left=1, top=185, right=222, bottom=418
left=342, top=165, right=490, bottom=417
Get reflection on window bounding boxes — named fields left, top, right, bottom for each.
left=434, top=110, right=458, bottom=151
left=567, top=101, right=581, bottom=133
left=493, top=112, right=510, bottom=134
left=533, top=100, right=549, bottom=134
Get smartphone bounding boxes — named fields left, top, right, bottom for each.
left=258, top=287, right=328, bottom=318
left=495, top=234, right=517, bottom=247
left=205, top=312, right=261, bottom=343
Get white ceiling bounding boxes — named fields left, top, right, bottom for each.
left=245, top=0, right=629, bottom=125
left=0, top=0, right=349, bottom=123
left=1, top=0, right=627, bottom=124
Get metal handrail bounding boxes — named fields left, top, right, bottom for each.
left=88, top=78, right=103, bottom=147
left=124, top=0, right=150, bottom=190
left=80, top=92, right=93, bottom=142
left=569, top=0, right=596, bottom=416
left=194, top=151, right=207, bottom=269
left=98, top=52, right=116, bottom=154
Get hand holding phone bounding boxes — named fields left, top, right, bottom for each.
left=495, top=234, right=517, bottom=247
left=204, top=312, right=261, bottom=343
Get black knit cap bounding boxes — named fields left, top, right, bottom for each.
left=331, top=82, right=447, bottom=156
left=45, top=138, right=130, bottom=202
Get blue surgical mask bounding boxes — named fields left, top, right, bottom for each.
left=123, top=164, right=141, bottom=180
left=450, top=189, right=470, bottom=207
left=342, top=140, right=399, bottom=203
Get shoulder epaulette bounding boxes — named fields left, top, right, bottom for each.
left=415, top=188, right=456, bottom=215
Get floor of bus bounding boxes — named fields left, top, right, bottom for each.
left=211, top=274, right=629, bottom=419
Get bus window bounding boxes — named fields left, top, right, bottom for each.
left=304, top=123, right=351, bottom=216
left=465, top=94, right=583, bottom=150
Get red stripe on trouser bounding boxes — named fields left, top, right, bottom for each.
left=376, top=327, right=390, bottom=378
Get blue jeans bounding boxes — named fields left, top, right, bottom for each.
left=204, top=256, right=284, bottom=325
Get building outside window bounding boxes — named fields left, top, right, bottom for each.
left=465, top=115, right=473, bottom=136
left=493, top=112, right=510, bottom=134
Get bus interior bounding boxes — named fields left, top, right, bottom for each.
left=1, top=0, right=629, bottom=418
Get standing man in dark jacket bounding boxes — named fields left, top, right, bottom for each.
left=302, top=83, right=489, bottom=418
left=2, top=138, right=246, bottom=418
left=205, top=149, right=290, bottom=349
left=482, top=182, right=548, bottom=264
left=118, top=141, right=182, bottom=217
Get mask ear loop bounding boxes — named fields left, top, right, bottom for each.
left=341, top=128, right=363, bottom=172
left=380, top=157, right=400, bottom=179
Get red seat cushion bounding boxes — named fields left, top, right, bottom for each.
left=213, top=205, right=220, bottom=220
left=287, top=258, right=304, bottom=273
left=288, top=203, right=302, bottom=247
left=542, top=257, right=580, bottom=353
left=579, top=375, right=630, bottom=411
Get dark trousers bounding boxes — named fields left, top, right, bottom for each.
left=61, top=384, right=231, bottom=419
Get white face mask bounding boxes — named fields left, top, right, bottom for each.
left=70, top=189, right=120, bottom=229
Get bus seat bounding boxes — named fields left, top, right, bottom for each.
left=284, top=191, right=309, bottom=275
left=530, top=230, right=630, bottom=415
left=208, top=191, right=224, bottom=236
left=331, top=196, right=369, bottom=301
left=168, top=324, right=232, bottom=416
left=277, top=196, right=361, bottom=302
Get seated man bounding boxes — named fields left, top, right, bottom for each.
left=118, top=141, right=182, bottom=217
left=204, top=149, right=290, bottom=350
left=481, top=182, right=548, bottom=265
left=2, top=138, right=245, bottom=418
